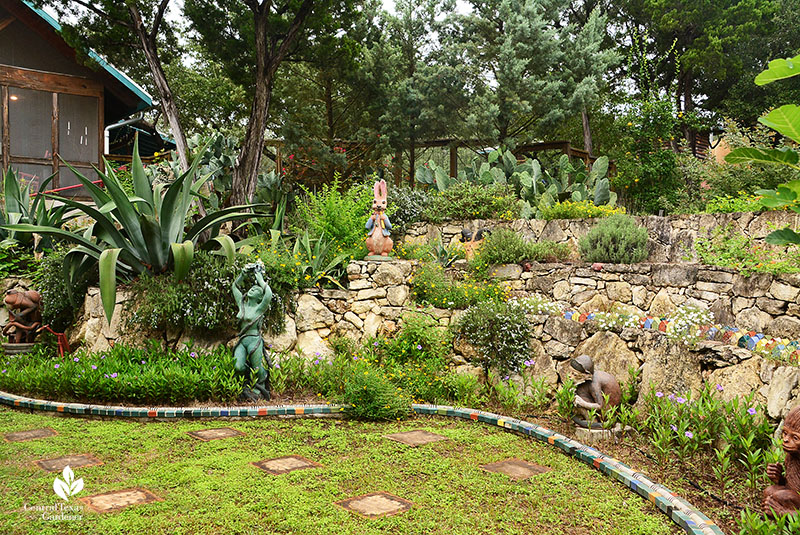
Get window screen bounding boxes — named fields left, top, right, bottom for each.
left=10, top=163, right=53, bottom=194
left=9, top=87, right=52, bottom=159
left=58, top=165, right=97, bottom=198
left=58, top=94, right=99, bottom=163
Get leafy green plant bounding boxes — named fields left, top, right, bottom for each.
left=444, top=372, right=484, bottom=407
left=423, top=182, right=521, bottom=223
left=341, top=361, right=411, bottom=421
left=695, top=224, right=800, bottom=276
left=468, top=228, right=573, bottom=276
left=454, top=299, right=532, bottom=375
left=539, top=199, right=626, bottom=220
left=489, top=371, right=522, bottom=413
left=33, top=246, right=94, bottom=332
left=387, top=185, right=433, bottom=235
left=5, top=139, right=260, bottom=322
left=410, top=262, right=508, bottom=309
left=0, top=246, right=35, bottom=279
left=579, top=214, right=648, bottom=263
left=738, top=509, right=800, bottom=535
left=703, top=192, right=765, bottom=214
left=385, top=311, right=451, bottom=364
left=556, top=377, right=576, bottom=423
left=0, top=168, right=71, bottom=250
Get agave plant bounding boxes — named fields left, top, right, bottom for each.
left=5, top=138, right=263, bottom=323
left=0, top=168, right=72, bottom=249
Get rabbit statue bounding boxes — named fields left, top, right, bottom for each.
left=365, top=179, right=393, bottom=257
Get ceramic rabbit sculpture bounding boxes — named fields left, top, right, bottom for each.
left=365, top=179, right=393, bottom=256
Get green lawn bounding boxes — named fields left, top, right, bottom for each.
left=0, top=408, right=678, bottom=535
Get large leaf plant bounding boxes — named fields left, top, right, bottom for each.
left=726, top=54, right=800, bottom=245
left=4, top=138, right=261, bottom=323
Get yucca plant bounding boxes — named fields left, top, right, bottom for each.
left=4, top=138, right=263, bottom=323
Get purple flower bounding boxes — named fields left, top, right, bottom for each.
left=416, top=344, right=422, bottom=350
left=73, top=357, right=79, bottom=362
left=670, top=424, right=677, bottom=432
left=141, top=360, right=146, bottom=365
left=91, top=365, right=97, bottom=370
left=373, top=341, right=379, bottom=347
left=313, top=359, right=320, bottom=365
left=315, top=352, right=321, bottom=356
left=685, top=431, right=694, bottom=439
left=353, top=356, right=359, bottom=361
left=274, top=363, right=280, bottom=369
left=54, top=364, right=60, bottom=369
left=190, top=352, right=197, bottom=358
left=1, top=369, right=6, bottom=373
left=523, top=359, right=535, bottom=367
left=655, top=391, right=664, bottom=398
left=104, top=374, right=109, bottom=378
left=748, top=407, right=757, bottom=415
left=212, top=366, right=217, bottom=370
left=503, top=375, right=510, bottom=381
left=668, top=393, right=676, bottom=401
left=110, top=373, right=118, bottom=378
left=100, top=355, right=106, bottom=359
left=716, top=384, right=724, bottom=392
left=676, top=397, right=686, bottom=404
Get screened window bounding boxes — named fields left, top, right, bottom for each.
left=9, top=87, right=52, bottom=159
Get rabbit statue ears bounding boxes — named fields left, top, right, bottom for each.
left=374, top=179, right=388, bottom=201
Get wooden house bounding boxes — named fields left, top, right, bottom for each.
left=0, top=0, right=152, bottom=196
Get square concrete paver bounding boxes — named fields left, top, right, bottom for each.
left=79, top=488, right=161, bottom=513
left=480, top=458, right=551, bottom=481
left=187, top=427, right=245, bottom=441
left=35, top=454, right=103, bottom=472
left=252, top=455, right=322, bottom=475
left=383, top=430, right=448, bottom=447
left=335, top=492, right=412, bottom=518
left=4, top=428, right=57, bottom=442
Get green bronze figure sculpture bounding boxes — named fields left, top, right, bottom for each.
left=232, top=262, right=273, bottom=401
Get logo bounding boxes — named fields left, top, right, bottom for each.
left=52, top=466, right=84, bottom=501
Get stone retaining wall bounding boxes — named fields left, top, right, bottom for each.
left=403, top=210, right=798, bottom=263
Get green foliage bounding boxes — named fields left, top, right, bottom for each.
left=126, top=251, right=245, bottom=334
left=32, top=246, right=94, bottom=332
left=578, top=214, right=649, bottom=263
left=341, top=361, right=411, bottom=421
left=0, top=246, right=35, bottom=279
left=539, top=200, right=626, bottom=220
left=468, top=228, right=573, bottom=276
left=0, top=343, right=241, bottom=405
left=4, top=139, right=261, bottom=323
left=410, top=263, right=508, bottom=309
left=423, top=183, right=521, bottom=223
left=556, top=377, right=576, bottom=422
left=453, top=299, right=533, bottom=375
left=702, top=193, right=764, bottom=214
left=444, top=372, right=484, bottom=407
left=695, top=225, right=800, bottom=276
left=737, top=509, right=800, bottom=535
left=0, top=168, right=70, bottom=250
left=387, top=185, right=434, bottom=235
left=294, top=177, right=372, bottom=258
left=384, top=311, right=452, bottom=365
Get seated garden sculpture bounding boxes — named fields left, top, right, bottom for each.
left=365, top=179, right=393, bottom=257
left=2, top=288, right=42, bottom=344
left=232, top=262, right=273, bottom=401
left=570, top=354, right=622, bottom=427
left=764, top=406, right=800, bottom=517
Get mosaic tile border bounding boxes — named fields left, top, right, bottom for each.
left=0, top=390, right=723, bottom=535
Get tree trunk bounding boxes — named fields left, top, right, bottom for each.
left=325, top=76, right=335, bottom=181
left=128, top=6, right=189, bottom=172
left=228, top=0, right=315, bottom=208
left=581, top=106, right=593, bottom=157
left=683, top=73, right=697, bottom=156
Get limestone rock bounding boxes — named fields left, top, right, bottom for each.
left=637, top=332, right=703, bottom=402
left=732, top=273, right=772, bottom=298
left=528, top=339, right=558, bottom=387
left=651, top=264, right=698, bottom=287
left=295, top=330, right=332, bottom=359
left=737, top=307, right=773, bottom=333
left=373, top=263, right=405, bottom=286
left=263, top=315, right=297, bottom=352
left=344, top=311, right=364, bottom=329
left=386, top=285, right=410, bottom=306
left=707, top=356, right=765, bottom=404
left=544, top=340, right=571, bottom=360
left=492, top=263, right=523, bottom=279
left=769, top=282, right=799, bottom=302
left=766, top=316, right=800, bottom=340
left=552, top=280, right=571, bottom=301
left=544, top=316, right=583, bottom=346
left=453, top=364, right=486, bottom=383
left=606, top=282, right=632, bottom=303
left=453, top=336, right=481, bottom=361
left=578, top=294, right=612, bottom=313
left=540, top=220, right=567, bottom=242
left=295, top=294, right=334, bottom=331
left=356, top=288, right=387, bottom=301
left=764, top=366, right=800, bottom=419
left=648, top=288, right=676, bottom=317
left=573, top=331, right=641, bottom=382
left=363, top=312, right=382, bottom=339
left=333, top=320, right=361, bottom=342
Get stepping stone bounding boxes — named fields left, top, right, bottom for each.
left=35, top=454, right=103, bottom=472
left=4, top=428, right=57, bottom=442
left=480, top=458, right=551, bottom=481
left=335, top=492, right=412, bottom=519
left=79, top=488, right=161, bottom=513
left=187, top=427, right=245, bottom=441
left=383, top=430, right=448, bottom=447
left=252, top=455, right=322, bottom=475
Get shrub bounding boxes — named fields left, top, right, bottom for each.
left=539, top=200, right=626, bottom=221
left=468, top=228, right=573, bottom=275
left=0, top=246, right=35, bottom=279
left=126, top=251, right=245, bottom=334
left=293, top=177, right=372, bottom=258
left=423, top=183, right=521, bottom=223
left=703, top=192, right=764, bottom=214
left=453, top=299, right=532, bottom=375
left=387, top=185, right=433, bottom=235
left=410, top=263, right=508, bottom=309
left=385, top=311, right=451, bottom=364
left=579, top=214, right=648, bottom=263
left=694, top=225, right=800, bottom=276
left=0, top=343, right=241, bottom=404
left=33, top=246, right=94, bottom=332
left=341, top=361, right=411, bottom=421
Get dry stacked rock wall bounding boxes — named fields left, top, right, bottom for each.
left=403, top=210, right=798, bottom=263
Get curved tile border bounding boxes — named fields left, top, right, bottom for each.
left=0, top=390, right=723, bottom=535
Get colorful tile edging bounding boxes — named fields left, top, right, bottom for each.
left=0, top=390, right=722, bottom=535
left=561, top=309, right=800, bottom=361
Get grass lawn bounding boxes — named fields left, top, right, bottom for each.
left=0, top=408, right=678, bottom=535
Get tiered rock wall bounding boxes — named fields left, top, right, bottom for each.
left=403, top=210, right=798, bottom=263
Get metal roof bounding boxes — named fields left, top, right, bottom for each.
left=22, top=0, right=153, bottom=112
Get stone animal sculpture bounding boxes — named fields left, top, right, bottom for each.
left=232, top=263, right=273, bottom=401
left=570, top=354, right=622, bottom=428
left=2, top=289, right=42, bottom=343
left=365, top=179, right=393, bottom=256
left=764, top=406, right=800, bottom=517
